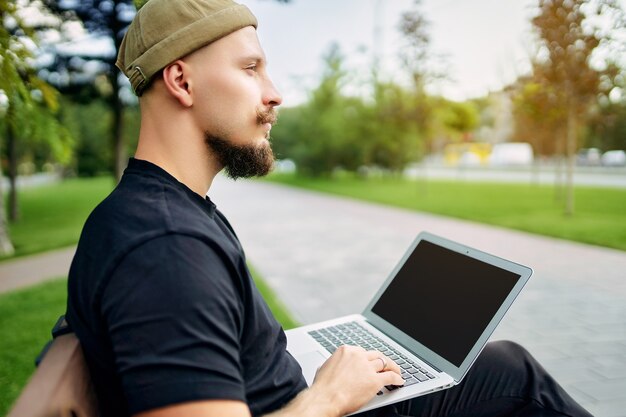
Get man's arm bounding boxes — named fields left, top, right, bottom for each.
left=134, top=345, right=404, bottom=417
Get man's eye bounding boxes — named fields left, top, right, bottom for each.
left=245, top=65, right=257, bottom=72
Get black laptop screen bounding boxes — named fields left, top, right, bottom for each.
left=371, top=240, right=521, bottom=367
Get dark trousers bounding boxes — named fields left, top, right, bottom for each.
left=359, top=341, right=593, bottom=417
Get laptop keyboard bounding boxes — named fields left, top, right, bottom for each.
left=308, top=321, right=436, bottom=392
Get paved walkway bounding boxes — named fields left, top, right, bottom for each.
left=209, top=177, right=626, bottom=417
left=1, top=177, right=625, bottom=416
left=0, top=247, right=75, bottom=293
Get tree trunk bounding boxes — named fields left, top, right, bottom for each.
left=564, top=105, right=577, bottom=216
left=554, top=129, right=565, bottom=202
left=7, top=123, right=19, bottom=222
left=0, top=192, right=15, bottom=256
left=0, top=131, right=15, bottom=257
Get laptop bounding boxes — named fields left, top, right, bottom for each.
left=285, top=231, right=532, bottom=415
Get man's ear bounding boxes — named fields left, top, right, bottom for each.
left=162, top=60, right=193, bottom=107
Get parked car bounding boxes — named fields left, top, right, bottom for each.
left=576, top=148, right=601, bottom=166
left=601, top=150, right=626, bottom=167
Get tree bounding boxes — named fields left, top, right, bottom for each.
left=531, top=0, right=624, bottom=215
left=397, top=0, right=436, bottom=156
left=511, top=76, right=565, bottom=157
left=42, top=0, right=136, bottom=181
left=438, top=99, right=479, bottom=142
left=280, top=44, right=367, bottom=176
left=1, top=0, right=71, bottom=255
left=364, top=80, right=425, bottom=173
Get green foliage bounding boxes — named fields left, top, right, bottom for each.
left=2, top=177, right=114, bottom=259
left=0, top=0, right=74, bottom=167
left=0, top=278, right=67, bottom=416
left=271, top=45, right=430, bottom=177
left=272, top=0, right=438, bottom=177
left=59, top=97, right=140, bottom=176
left=365, top=81, right=424, bottom=171
left=267, top=173, right=626, bottom=252
left=272, top=45, right=363, bottom=176
left=587, top=96, right=626, bottom=151
left=430, top=97, right=479, bottom=146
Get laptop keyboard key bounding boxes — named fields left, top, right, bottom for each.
left=415, top=373, right=429, bottom=382
left=404, top=378, right=420, bottom=386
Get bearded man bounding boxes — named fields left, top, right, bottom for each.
left=66, top=1, right=593, bottom=417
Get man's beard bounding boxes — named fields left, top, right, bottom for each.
left=205, top=109, right=277, bottom=180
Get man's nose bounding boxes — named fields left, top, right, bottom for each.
left=263, top=78, right=282, bottom=107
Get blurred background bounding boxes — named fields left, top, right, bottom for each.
left=1, top=0, right=625, bottom=415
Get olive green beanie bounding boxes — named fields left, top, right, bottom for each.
left=116, top=0, right=257, bottom=96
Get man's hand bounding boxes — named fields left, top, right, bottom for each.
left=310, top=345, right=405, bottom=415
left=269, top=345, right=405, bottom=417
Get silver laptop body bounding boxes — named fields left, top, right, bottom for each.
left=286, top=231, right=533, bottom=415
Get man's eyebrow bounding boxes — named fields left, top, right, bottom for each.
left=239, top=54, right=267, bottom=65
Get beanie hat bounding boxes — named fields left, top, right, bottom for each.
left=116, top=0, right=257, bottom=96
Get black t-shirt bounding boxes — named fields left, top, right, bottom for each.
left=67, top=158, right=307, bottom=416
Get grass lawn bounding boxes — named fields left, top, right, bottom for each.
left=266, top=174, right=626, bottom=251
left=0, top=270, right=298, bottom=415
left=0, top=278, right=67, bottom=416
left=3, top=177, right=115, bottom=260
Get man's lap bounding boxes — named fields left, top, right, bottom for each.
left=356, top=341, right=592, bottom=417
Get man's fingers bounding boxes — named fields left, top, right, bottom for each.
left=365, top=351, right=402, bottom=375
left=378, top=369, right=405, bottom=386
left=382, top=357, right=402, bottom=374
left=365, top=350, right=383, bottom=360
left=370, top=357, right=386, bottom=372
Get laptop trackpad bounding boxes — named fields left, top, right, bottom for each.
left=296, top=351, right=327, bottom=386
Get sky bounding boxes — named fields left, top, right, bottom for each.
left=239, top=0, right=539, bottom=105
left=16, top=0, right=624, bottom=106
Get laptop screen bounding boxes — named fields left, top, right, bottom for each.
left=371, top=240, right=521, bottom=367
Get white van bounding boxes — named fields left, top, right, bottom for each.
left=489, top=142, right=534, bottom=166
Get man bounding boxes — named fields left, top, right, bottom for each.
left=67, top=1, right=592, bottom=416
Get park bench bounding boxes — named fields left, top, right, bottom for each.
left=7, top=316, right=99, bottom=417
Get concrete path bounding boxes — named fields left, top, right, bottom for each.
left=0, top=247, right=75, bottom=293
left=1, top=177, right=624, bottom=416
left=209, top=176, right=626, bottom=417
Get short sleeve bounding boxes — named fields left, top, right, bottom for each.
left=100, top=234, right=247, bottom=414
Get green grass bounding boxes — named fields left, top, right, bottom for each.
left=250, top=265, right=300, bottom=330
left=3, top=177, right=115, bottom=260
left=0, top=278, right=67, bottom=416
left=266, top=174, right=626, bottom=251
left=0, top=269, right=298, bottom=415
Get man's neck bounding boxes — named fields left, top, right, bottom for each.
left=135, top=109, right=221, bottom=197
